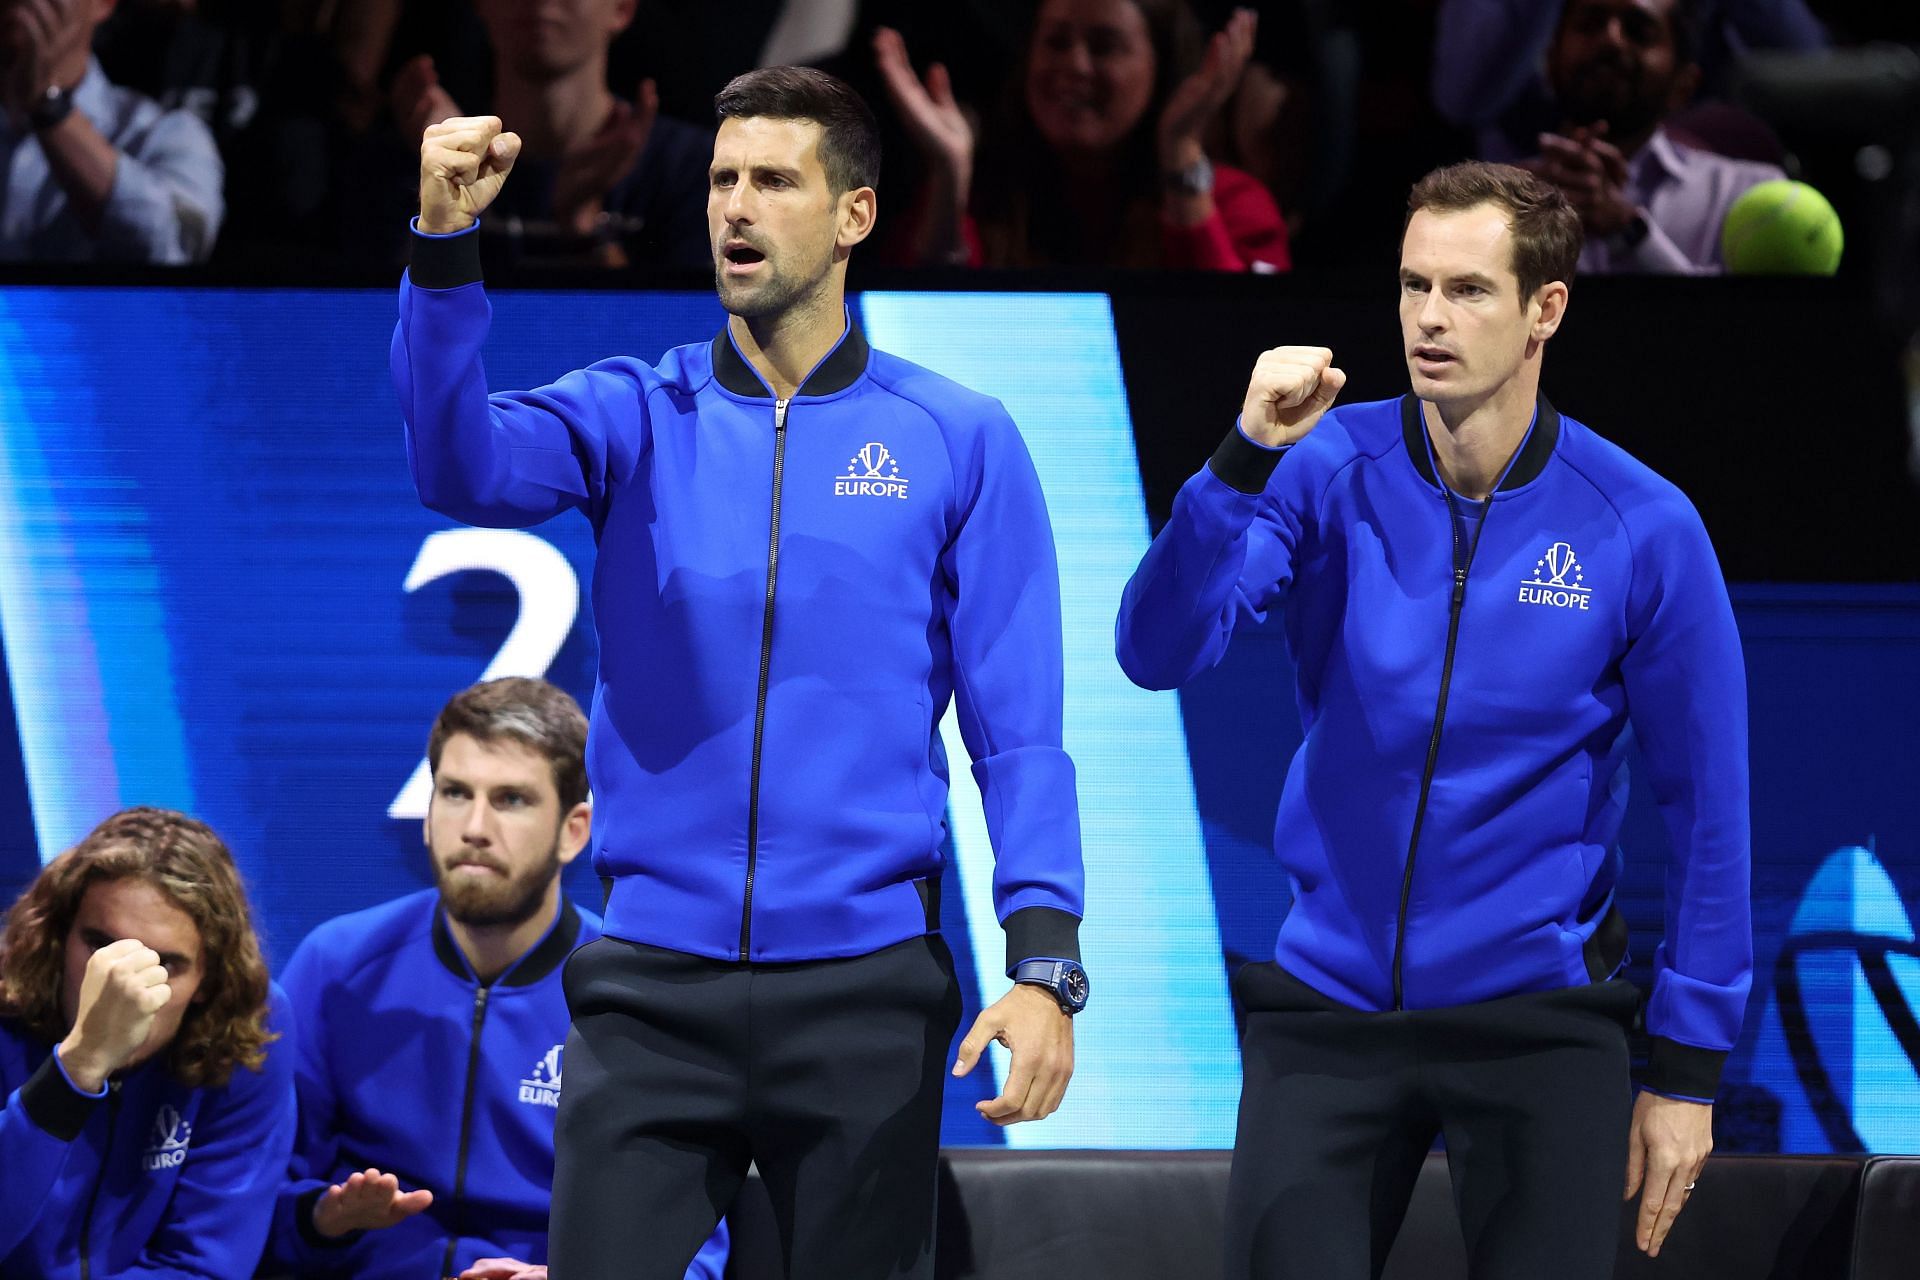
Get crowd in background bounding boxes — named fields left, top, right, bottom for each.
left=0, top=0, right=1916, bottom=311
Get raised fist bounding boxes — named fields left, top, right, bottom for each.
left=418, top=115, right=522, bottom=236
left=56, top=938, right=172, bottom=1092
left=1240, top=345, right=1346, bottom=448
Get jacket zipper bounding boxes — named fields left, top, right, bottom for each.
left=1391, top=489, right=1488, bottom=1010
left=741, top=397, right=791, bottom=961
left=441, top=985, right=491, bottom=1280
left=78, top=1081, right=121, bottom=1280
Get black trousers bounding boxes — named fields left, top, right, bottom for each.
left=1224, top=962, right=1638, bottom=1280
left=548, top=933, right=963, bottom=1280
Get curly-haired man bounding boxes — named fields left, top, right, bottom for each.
left=0, top=806, right=295, bottom=1278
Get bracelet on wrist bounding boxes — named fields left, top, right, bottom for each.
left=1162, top=154, right=1214, bottom=197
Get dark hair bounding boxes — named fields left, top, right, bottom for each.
left=428, top=677, right=590, bottom=811
left=1668, top=0, right=1700, bottom=67
left=0, top=808, right=275, bottom=1088
left=1556, top=0, right=1700, bottom=66
left=1406, top=162, right=1584, bottom=304
left=715, top=66, right=882, bottom=194
left=975, top=0, right=1206, bottom=268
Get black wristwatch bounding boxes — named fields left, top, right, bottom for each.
left=1012, top=958, right=1089, bottom=1015
left=28, top=85, right=76, bottom=132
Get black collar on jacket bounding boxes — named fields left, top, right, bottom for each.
left=432, top=896, right=581, bottom=987
left=1400, top=392, right=1561, bottom=493
left=711, top=315, right=871, bottom=399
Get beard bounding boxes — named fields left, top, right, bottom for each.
left=433, top=840, right=561, bottom=928
left=1556, top=53, right=1672, bottom=141
left=713, top=241, right=832, bottom=321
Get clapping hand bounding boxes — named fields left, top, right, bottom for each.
left=1157, top=6, right=1257, bottom=174
left=552, top=81, right=657, bottom=239
left=872, top=26, right=973, bottom=192
left=1536, top=124, right=1636, bottom=238
left=393, top=55, right=462, bottom=146
left=1, top=0, right=88, bottom=127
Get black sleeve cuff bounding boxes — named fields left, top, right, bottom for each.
left=407, top=220, right=484, bottom=290
left=1003, top=907, right=1081, bottom=976
left=295, top=1186, right=364, bottom=1250
left=1206, top=422, right=1288, bottom=495
left=22, top=1054, right=103, bottom=1142
left=1644, top=1036, right=1728, bottom=1101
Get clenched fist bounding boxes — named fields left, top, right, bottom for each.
left=419, top=115, right=522, bottom=236
left=1241, top=346, right=1347, bottom=448
left=56, top=938, right=172, bottom=1092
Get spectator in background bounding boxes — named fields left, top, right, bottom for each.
left=265, top=679, right=727, bottom=1280
left=877, top=1, right=1290, bottom=270
left=388, top=0, right=710, bottom=268
left=92, top=0, right=337, bottom=259
left=0, top=0, right=223, bottom=262
left=1531, top=0, right=1786, bottom=273
left=0, top=807, right=295, bottom=1277
left=1433, top=0, right=1825, bottom=163
left=1194, top=0, right=1353, bottom=243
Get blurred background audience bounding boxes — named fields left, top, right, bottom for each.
left=385, top=0, right=710, bottom=268
left=875, top=2, right=1291, bottom=271
left=0, top=0, right=1908, bottom=327
left=1523, top=0, right=1788, bottom=274
left=1, top=0, right=225, bottom=263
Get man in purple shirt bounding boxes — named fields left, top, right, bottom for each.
left=1532, top=0, right=1784, bottom=274
left=1432, top=0, right=1824, bottom=160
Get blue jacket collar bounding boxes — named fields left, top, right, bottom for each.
left=711, top=312, right=870, bottom=399
left=1400, top=393, right=1560, bottom=493
left=432, top=897, right=581, bottom=987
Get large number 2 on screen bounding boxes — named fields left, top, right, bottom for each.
left=387, top=529, right=581, bottom=819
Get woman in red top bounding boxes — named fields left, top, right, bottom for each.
left=876, top=1, right=1290, bottom=272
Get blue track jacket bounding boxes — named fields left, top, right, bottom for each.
left=1117, top=397, right=1752, bottom=1100
left=392, top=225, right=1084, bottom=974
left=267, top=890, right=727, bottom=1280
left=0, top=990, right=296, bottom=1279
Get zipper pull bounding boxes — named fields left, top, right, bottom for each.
left=1451, top=567, right=1467, bottom=607
left=774, top=397, right=789, bottom=431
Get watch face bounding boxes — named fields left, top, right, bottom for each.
left=1064, top=968, right=1089, bottom=1005
left=29, top=86, right=74, bottom=130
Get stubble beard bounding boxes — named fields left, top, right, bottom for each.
left=715, top=249, right=833, bottom=322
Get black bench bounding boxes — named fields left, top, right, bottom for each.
left=724, top=1148, right=1895, bottom=1279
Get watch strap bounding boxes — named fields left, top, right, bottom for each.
left=1013, top=957, right=1088, bottom=1014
